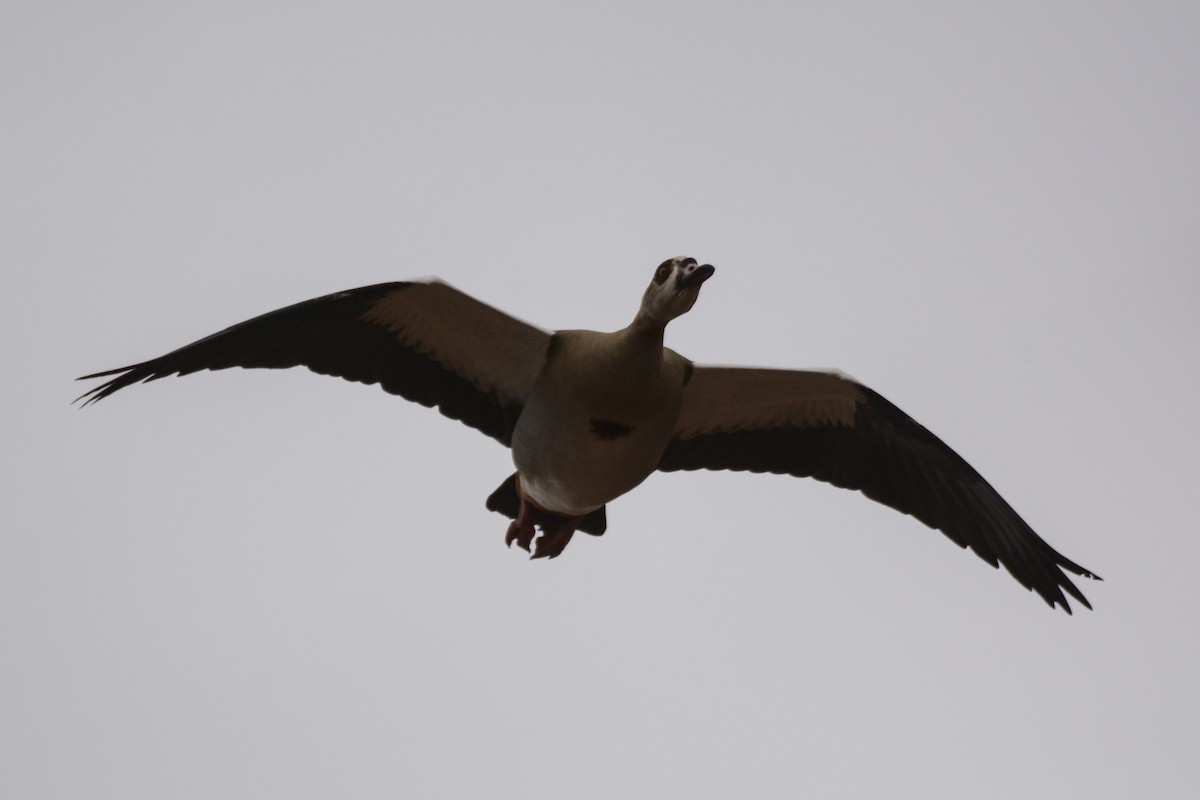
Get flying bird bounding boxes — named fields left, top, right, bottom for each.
left=78, top=257, right=1099, bottom=612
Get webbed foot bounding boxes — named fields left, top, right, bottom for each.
left=504, top=494, right=584, bottom=559
left=531, top=526, right=576, bottom=559
left=506, top=517, right=537, bottom=552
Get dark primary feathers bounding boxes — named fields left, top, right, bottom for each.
left=660, top=367, right=1099, bottom=612
left=77, top=281, right=551, bottom=445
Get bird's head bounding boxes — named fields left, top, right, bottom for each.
left=635, top=256, right=716, bottom=331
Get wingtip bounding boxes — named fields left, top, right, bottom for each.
left=73, top=365, right=139, bottom=407
left=76, top=365, right=134, bottom=382
left=72, top=383, right=104, bottom=408
left=1056, top=555, right=1101, bottom=612
left=1049, top=575, right=1095, bottom=615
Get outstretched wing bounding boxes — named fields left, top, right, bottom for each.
left=657, top=366, right=1099, bottom=612
left=78, top=281, right=551, bottom=445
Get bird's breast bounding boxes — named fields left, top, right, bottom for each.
left=509, top=331, right=688, bottom=515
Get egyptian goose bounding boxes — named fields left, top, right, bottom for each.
left=78, top=257, right=1100, bottom=612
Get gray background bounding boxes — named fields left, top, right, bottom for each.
left=4, top=2, right=1198, bottom=797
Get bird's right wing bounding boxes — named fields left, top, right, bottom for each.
left=77, top=281, right=551, bottom=446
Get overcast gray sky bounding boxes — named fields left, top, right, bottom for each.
left=4, top=2, right=1198, bottom=797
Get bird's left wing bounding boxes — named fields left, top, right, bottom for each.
left=657, top=366, right=1099, bottom=612
left=77, top=281, right=551, bottom=445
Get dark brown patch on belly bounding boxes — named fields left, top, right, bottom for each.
left=589, top=419, right=635, bottom=440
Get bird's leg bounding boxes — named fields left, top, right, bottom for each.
left=505, top=498, right=538, bottom=553
left=504, top=493, right=584, bottom=559
left=530, top=514, right=582, bottom=560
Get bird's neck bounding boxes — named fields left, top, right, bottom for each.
left=629, top=310, right=667, bottom=343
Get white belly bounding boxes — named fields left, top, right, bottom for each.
left=509, top=331, right=687, bottom=516
left=511, top=404, right=678, bottom=515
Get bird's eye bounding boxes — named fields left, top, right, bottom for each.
left=654, top=265, right=672, bottom=285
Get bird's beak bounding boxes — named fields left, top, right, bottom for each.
left=679, top=264, right=716, bottom=289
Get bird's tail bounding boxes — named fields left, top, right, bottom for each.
left=485, top=473, right=607, bottom=535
